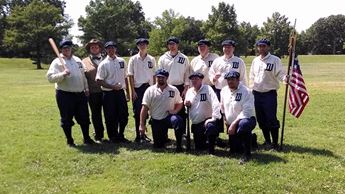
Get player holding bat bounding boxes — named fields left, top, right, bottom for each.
left=47, top=39, right=95, bottom=147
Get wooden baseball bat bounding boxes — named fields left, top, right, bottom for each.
left=48, top=38, right=67, bottom=70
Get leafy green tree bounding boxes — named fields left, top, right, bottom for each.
left=202, top=2, right=241, bottom=55
left=78, top=0, right=148, bottom=56
left=305, top=14, right=345, bottom=54
left=239, top=22, right=260, bottom=56
left=261, top=12, right=292, bottom=57
left=3, top=0, right=71, bottom=69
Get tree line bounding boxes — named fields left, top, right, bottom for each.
left=1, top=0, right=345, bottom=69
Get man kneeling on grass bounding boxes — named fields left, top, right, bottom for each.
left=221, top=71, right=256, bottom=164
left=139, top=69, right=185, bottom=152
left=184, top=72, right=221, bottom=154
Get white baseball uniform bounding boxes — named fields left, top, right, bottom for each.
left=96, top=56, right=127, bottom=91
left=190, top=53, right=219, bottom=85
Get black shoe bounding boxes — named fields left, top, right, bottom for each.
left=134, top=136, right=141, bottom=143
left=67, top=138, right=76, bottom=147
left=175, top=146, right=183, bottom=153
left=94, top=138, right=104, bottom=144
left=239, top=155, right=251, bottom=165
left=270, top=143, right=279, bottom=151
left=216, top=138, right=227, bottom=148
left=208, top=147, right=215, bottom=155
left=261, top=141, right=272, bottom=150
left=84, top=138, right=96, bottom=145
left=140, top=134, right=152, bottom=143
left=119, top=137, right=131, bottom=143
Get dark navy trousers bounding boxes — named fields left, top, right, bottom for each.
left=150, top=114, right=184, bottom=148
left=132, top=83, right=150, bottom=139
left=103, top=89, right=128, bottom=141
left=88, top=92, right=105, bottom=140
left=229, top=117, right=256, bottom=156
left=253, top=90, right=280, bottom=145
left=173, top=84, right=187, bottom=134
left=211, top=85, right=224, bottom=133
left=191, top=120, right=218, bottom=150
left=55, top=90, right=90, bottom=141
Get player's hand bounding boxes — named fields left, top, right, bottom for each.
left=113, top=83, right=122, bottom=90
left=283, top=75, right=290, bottom=85
left=185, top=100, right=191, bottom=107
left=228, top=123, right=237, bottom=135
left=213, top=73, right=221, bottom=82
left=62, top=68, right=70, bottom=77
left=84, top=89, right=90, bottom=97
left=131, top=90, right=138, bottom=101
left=139, top=125, right=147, bottom=135
left=204, top=118, right=215, bottom=127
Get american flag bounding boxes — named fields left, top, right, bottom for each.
left=288, top=57, right=309, bottom=118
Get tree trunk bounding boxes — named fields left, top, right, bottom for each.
left=36, top=43, right=43, bottom=69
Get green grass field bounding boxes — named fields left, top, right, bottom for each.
left=0, top=56, right=344, bottom=193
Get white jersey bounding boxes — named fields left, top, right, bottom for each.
left=185, top=85, right=221, bottom=124
left=47, top=55, right=88, bottom=92
left=220, top=83, right=255, bottom=125
left=142, top=84, right=183, bottom=120
left=128, top=53, right=156, bottom=88
left=209, top=55, right=248, bottom=89
left=190, top=53, right=219, bottom=85
left=158, top=51, right=190, bottom=86
left=96, top=56, right=127, bottom=91
left=249, top=53, right=286, bottom=92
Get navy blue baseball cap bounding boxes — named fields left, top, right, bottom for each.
left=224, top=71, right=240, bottom=79
left=155, top=69, right=169, bottom=77
left=189, top=72, right=204, bottom=79
left=167, top=36, right=179, bottom=44
left=222, top=39, right=236, bottom=47
left=197, top=39, right=211, bottom=47
left=136, top=38, right=149, bottom=45
left=104, top=41, right=117, bottom=48
left=256, top=38, right=271, bottom=46
left=59, top=39, right=73, bottom=48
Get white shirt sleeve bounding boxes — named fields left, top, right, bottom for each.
left=240, top=59, right=248, bottom=86
left=46, top=59, right=65, bottom=83
left=127, top=56, right=134, bottom=76
left=210, top=87, right=221, bottom=120
left=275, top=58, right=286, bottom=82
left=184, top=57, right=191, bottom=86
left=96, top=63, right=106, bottom=81
left=236, top=89, right=255, bottom=120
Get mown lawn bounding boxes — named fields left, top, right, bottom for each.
left=0, top=56, right=344, bottom=193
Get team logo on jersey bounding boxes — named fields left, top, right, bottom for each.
left=168, top=90, right=175, bottom=98
left=208, top=61, right=213, bottom=67
left=235, top=93, right=242, bottom=101
left=232, top=62, right=239, bottom=69
left=148, top=61, right=153, bottom=68
left=77, top=62, right=83, bottom=69
left=119, top=61, right=125, bottom=68
left=200, top=93, right=207, bottom=101
left=265, top=63, right=274, bottom=71
left=178, top=57, right=185, bottom=64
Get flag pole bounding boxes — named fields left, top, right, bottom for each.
left=280, top=19, right=297, bottom=150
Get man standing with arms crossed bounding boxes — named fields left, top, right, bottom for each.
left=184, top=72, right=221, bottom=154
left=128, top=38, right=156, bottom=143
left=96, top=41, right=130, bottom=143
left=249, top=39, right=287, bottom=150
left=82, top=39, right=105, bottom=143
left=47, top=39, right=95, bottom=146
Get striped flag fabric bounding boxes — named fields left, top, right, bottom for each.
left=288, top=57, right=309, bottom=118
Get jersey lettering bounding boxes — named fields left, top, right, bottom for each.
left=208, top=60, right=213, bottom=67
left=235, top=93, right=242, bottom=101
left=232, top=62, right=239, bottom=69
left=200, top=93, right=207, bottom=101
left=148, top=61, right=153, bottom=68
left=169, top=90, right=175, bottom=98
left=265, top=63, right=274, bottom=71
left=119, top=61, right=125, bottom=68
left=178, top=57, right=185, bottom=64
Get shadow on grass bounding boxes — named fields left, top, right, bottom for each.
left=280, top=144, right=339, bottom=158
left=74, top=142, right=120, bottom=154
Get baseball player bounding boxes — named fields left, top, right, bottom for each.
left=128, top=38, right=156, bottom=143
left=184, top=72, right=221, bottom=154
left=47, top=39, right=95, bottom=146
left=221, top=71, right=256, bottom=164
left=82, top=39, right=105, bottom=143
left=139, top=69, right=184, bottom=152
left=190, top=39, right=219, bottom=86
left=249, top=38, right=287, bottom=150
left=158, top=36, right=190, bottom=140
left=96, top=41, right=130, bottom=143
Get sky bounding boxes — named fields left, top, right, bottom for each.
left=65, top=0, right=345, bottom=42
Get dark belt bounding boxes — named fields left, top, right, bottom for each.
left=56, top=90, right=84, bottom=95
